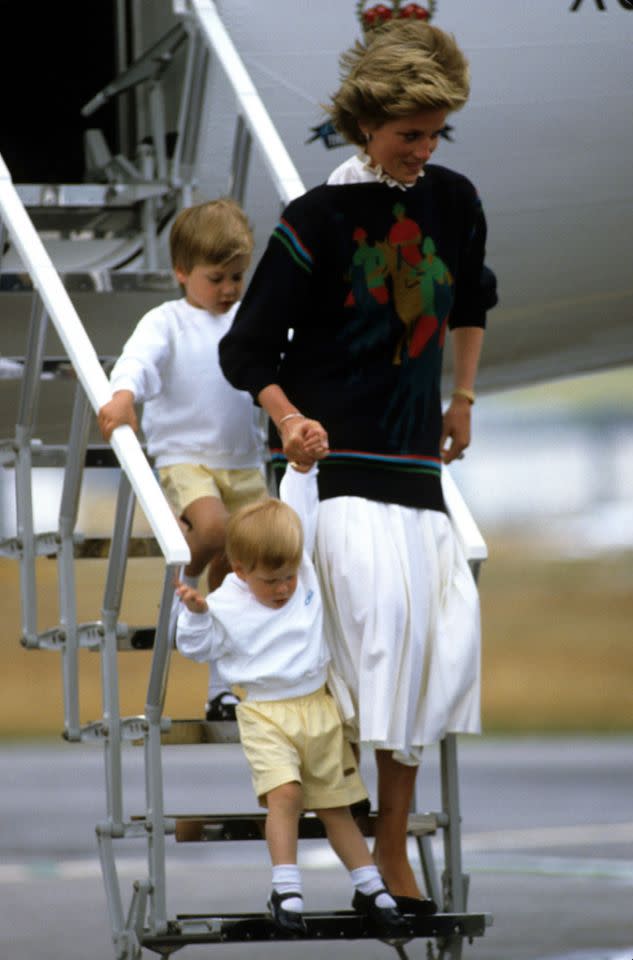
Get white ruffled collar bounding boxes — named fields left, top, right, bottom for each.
left=358, top=151, right=424, bottom=191
left=326, top=153, right=423, bottom=191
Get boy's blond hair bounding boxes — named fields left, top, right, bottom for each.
left=226, top=498, right=303, bottom=573
left=328, top=20, right=470, bottom=147
left=169, top=198, right=254, bottom=272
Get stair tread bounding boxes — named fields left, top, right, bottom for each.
left=171, top=810, right=438, bottom=842
left=140, top=909, right=488, bottom=945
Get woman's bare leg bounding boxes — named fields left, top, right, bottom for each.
left=373, top=749, right=422, bottom=898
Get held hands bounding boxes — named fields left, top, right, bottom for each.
left=174, top=580, right=209, bottom=614
left=280, top=416, right=329, bottom=468
left=97, top=390, right=138, bottom=442
left=440, top=395, right=472, bottom=464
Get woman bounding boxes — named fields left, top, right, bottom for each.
left=219, top=19, right=497, bottom=907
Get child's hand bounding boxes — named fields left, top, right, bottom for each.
left=174, top=580, right=209, bottom=614
left=281, top=417, right=329, bottom=467
left=98, top=390, right=138, bottom=441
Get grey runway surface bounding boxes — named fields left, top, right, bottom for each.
left=2, top=736, right=633, bottom=960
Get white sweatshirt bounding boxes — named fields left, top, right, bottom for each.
left=109, top=298, right=264, bottom=469
left=176, top=466, right=330, bottom=701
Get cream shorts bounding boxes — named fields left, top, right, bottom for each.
left=236, top=686, right=368, bottom=810
left=158, top=463, right=267, bottom=518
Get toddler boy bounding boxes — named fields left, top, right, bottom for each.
left=175, top=465, right=409, bottom=939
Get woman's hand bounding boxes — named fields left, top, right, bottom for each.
left=97, top=390, right=138, bottom=442
left=175, top=580, right=209, bottom=615
left=440, top=395, right=471, bottom=463
left=280, top=416, right=329, bottom=467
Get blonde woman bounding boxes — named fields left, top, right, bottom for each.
left=219, top=20, right=497, bottom=910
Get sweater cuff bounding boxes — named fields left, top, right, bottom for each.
left=109, top=375, right=139, bottom=397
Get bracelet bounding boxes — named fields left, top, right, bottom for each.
left=452, top=388, right=475, bottom=405
left=279, top=412, right=304, bottom=426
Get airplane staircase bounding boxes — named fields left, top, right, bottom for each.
left=0, top=2, right=490, bottom=958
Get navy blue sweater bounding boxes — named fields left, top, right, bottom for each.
left=220, top=164, right=497, bottom=511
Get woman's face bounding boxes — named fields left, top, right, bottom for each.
left=361, top=107, right=449, bottom=184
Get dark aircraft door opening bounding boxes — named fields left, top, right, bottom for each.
left=1, top=3, right=121, bottom=182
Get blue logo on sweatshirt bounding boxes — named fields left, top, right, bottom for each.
left=305, top=589, right=314, bottom=606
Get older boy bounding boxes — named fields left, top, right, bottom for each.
left=98, top=199, right=267, bottom=719
left=175, top=465, right=410, bottom=939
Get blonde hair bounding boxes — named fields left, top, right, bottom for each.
left=169, top=198, right=254, bottom=272
left=328, top=20, right=470, bottom=147
left=226, top=498, right=303, bottom=573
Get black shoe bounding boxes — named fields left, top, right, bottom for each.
left=205, top=691, right=238, bottom=721
left=392, top=894, right=438, bottom=916
left=352, top=889, right=412, bottom=939
left=267, top=890, right=308, bottom=937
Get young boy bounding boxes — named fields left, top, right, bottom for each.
left=98, top=199, right=267, bottom=720
left=175, top=464, right=410, bottom=939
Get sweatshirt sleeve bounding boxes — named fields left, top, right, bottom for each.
left=219, top=196, right=321, bottom=401
left=449, top=186, right=498, bottom=330
left=278, top=464, right=319, bottom=557
left=109, top=306, right=172, bottom=402
left=175, top=606, right=224, bottom=663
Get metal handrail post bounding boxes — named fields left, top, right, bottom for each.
left=15, top=295, right=48, bottom=643
left=440, top=733, right=468, bottom=914
left=172, top=28, right=208, bottom=206
left=143, top=566, right=179, bottom=933
left=101, top=472, right=136, bottom=830
left=229, top=114, right=252, bottom=206
left=148, top=80, right=168, bottom=181
left=58, top=383, right=93, bottom=739
left=0, top=219, right=6, bottom=274
left=96, top=825, right=127, bottom=958
left=138, top=144, right=159, bottom=270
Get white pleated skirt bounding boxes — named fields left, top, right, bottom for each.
left=316, top=497, right=481, bottom=765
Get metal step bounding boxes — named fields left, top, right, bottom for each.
left=141, top=909, right=490, bottom=948
left=173, top=811, right=440, bottom=843
left=21, top=621, right=157, bottom=653
left=69, top=715, right=171, bottom=744
left=0, top=356, right=116, bottom=381
left=0, top=440, right=136, bottom=469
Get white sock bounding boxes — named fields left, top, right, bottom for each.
left=272, top=864, right=304, bottom=912
left=350, top=865, right=396, bottom=908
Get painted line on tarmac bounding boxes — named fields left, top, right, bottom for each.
left=3, top=852, right=632, bottom=886
left=535, top=952, right=633, bottom=960
left=461, top=821, right=633, bottom=852
left=465, top=852, right=633, bottom=882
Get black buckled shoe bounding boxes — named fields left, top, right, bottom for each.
left=267, top=890, right=308, bottom=937
left=205, top=691, right=238, bottom=721
left=392, top=894, right=438, bottom=916
left=352, top=889, right=412, bottom=939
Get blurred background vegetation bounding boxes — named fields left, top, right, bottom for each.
left=1, top=368, right=631, bottom=738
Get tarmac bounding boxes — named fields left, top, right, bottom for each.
left=2, top=736, right=633, bottom=960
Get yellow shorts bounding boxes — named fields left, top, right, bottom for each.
left=236, top=686, right=368, bottom=810
left=158, top=463, right=267, bottom=518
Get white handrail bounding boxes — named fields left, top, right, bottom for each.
left=0, top=153, right=190, bottom=565
left=442, top=468, right=488, bottom=562
left=188, top=0, right=305, bottom=206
